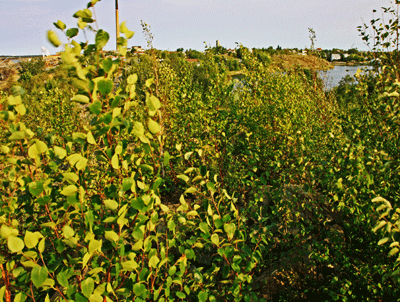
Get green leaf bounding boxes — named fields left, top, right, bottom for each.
left=24, top=231, right=42, bottom=249
left=88, top=239, right=102, bottom=255
left=163, top=151, right=170, bottom=166
left=207, top=182, right=216, bottom=193
left=132, top=240, right=143, bottom=251
left=28, top=141, right=47, bottom=158
left=146, top=94, right=161, bottom=116
left=373, top=220, right=387, bottom=233
left=184, top=152, right=193, bottom=160
left=177, top=174, right=189, bottom=183
left=120, top=21, right=129, bottom=33
left=105, top=231, right=119, bottom=243
left=78, top=18, right=87, bottom=30
left=57, top=271, right=69, bottom=288
left=8, top=236, right=24, bottom=253
left=63, top=225, right=75, bottom=239
left=149, top=255, right=160, bottom=268
left=103, top=58, right=112, bottom=73
left=1, top=225, right=18, bottom=239
left=54, top=20, right=66, bottom=30
left=89, top=101, right=102, bottom=115
left=198, top=291, right=208, bottom=302
left=127, top=74, right=138, bottom=84
left=54, top=146, right=67, bottom=159
left=61, top=185, right=78, bottom=196
left=132, top=122, right=145, bottom=137
left=31, top=266, right=48, bottom=288
left=104, top=199, right=118, bottom=211
left=176, top=292, right=186, bottom=299
left=28, top=181, right=44, bottom=197
left=121, top=260, right=138, bottom=271
left=81, top=277, right=95, bottom=298
left=98, top=79, right=113, bottom=95
left=185, top=187, right=197, bottom=194
left=224, top=223, right=236, bottom=240
left=211, top=234, right=219, bottom=246
left=38, top=238, right=45, bottom=253
left=169, top=266, right=177, bottom=276
left=199, top=222, right=209, bottom=234
left=66, top=28, right=79, bottom=38
left=89, top=294, right=103, bottom=302
left=47, top=30, right=62, bottom=47
left=111, top=154, right=119, bottom=169
left=133, top=283, right=147, bottom=296
left=15, top=104, right=26, bottom=116
left=87, top=131, right=96, bottom=145
left=35, top=140, right=48, bottom=153
left=72, top=94, right=90, bottom=104
left=389, top=247, right=399, bottom=256
left=95, top=29, right=109, bottom=50
left=76, top=157, right=88, bottom=171
left=145, top=78, right=154, bottom=88
left=63, top=172, right=79, bottom=184
left=74, top=9, right=92, bottom=18
left=122, top=178, right=134, bottom=191
left=8, top=131, right=25, bottom=141
left=148, top=119, right=161, bottom=134
left=125, top=30, right=134, bottom=39
left=378, top=237, right=390, bottom=245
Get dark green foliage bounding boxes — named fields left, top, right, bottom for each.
left=18, top=57, right=46, bottom=83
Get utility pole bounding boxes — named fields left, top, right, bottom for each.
left=115, top=0, right=120, bottom=50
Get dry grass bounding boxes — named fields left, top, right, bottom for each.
left=269, top=54, right=334, bottom=71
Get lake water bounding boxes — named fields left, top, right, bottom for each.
left=318, top=65, right=374, bottom=90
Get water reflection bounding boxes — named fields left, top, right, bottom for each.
left=318, top=65, right=374, bottom=90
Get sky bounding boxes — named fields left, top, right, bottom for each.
left=0, top=0, right=392, bottom=56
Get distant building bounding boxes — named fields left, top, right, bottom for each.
left=216, top=40, right=220, bottom=47
left=131, top=46, right=145, bottom=54
left=331, top=54, right=341, bottom=61
left=186, top=58, right=200, bottom=66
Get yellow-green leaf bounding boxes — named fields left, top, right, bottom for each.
left=8, top=236, right=24, bottom=253
left=148, top=119, right=160, bottom=134
left=47, top=30, right=62, bottom=47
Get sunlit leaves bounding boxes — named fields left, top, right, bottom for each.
left=71, top=94, right=89, bottom=104
left=53, top=20, right=66, bottom=30
left=148, top=119, right=160, bottom=134
left=104, top=199, right=118, bottom=211
left=63, top=225, right=75, bottom=239
left=28, top=181, right=44, bottom=196
left=95, top=29, right=109, bottom=50
left=8, top=236, right=24, bottom=253
left=47, top=30, right=62, bottom=47
left=61, top=185, right=78, bottom=197
left=81, top=277, right=95, bottom=298
left=73, top=9, right=92, bottom=19
left=8, top=131, right=25, bottom=141
left=31, top=266, right=48, bottom=288
left=146, top=94, right=161, bottom=116
left=1, top=225, right=18, bottom=239
left=120, top=21, right=134, bottom=39
left=28, top=140, right=48, bottom=158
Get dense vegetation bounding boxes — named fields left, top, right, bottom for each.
left=0, top=1, right=400, bottom=301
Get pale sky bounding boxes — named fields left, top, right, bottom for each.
left=0, top=0, right=391, bottom=56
